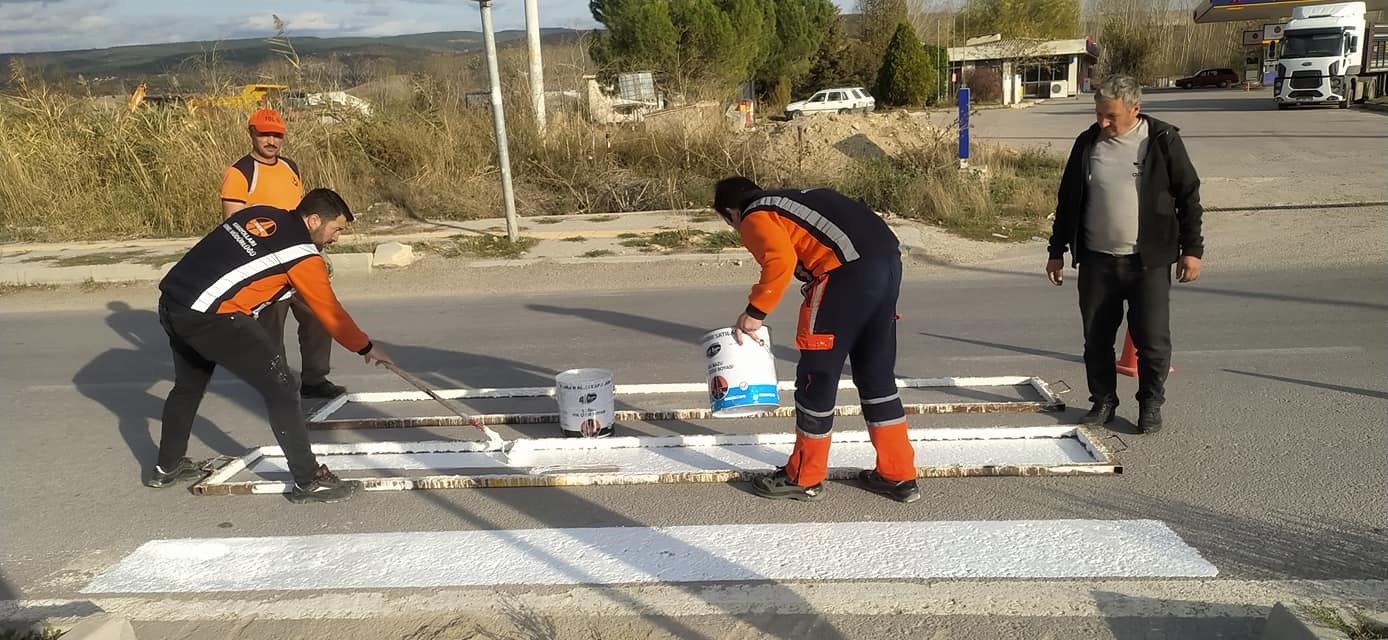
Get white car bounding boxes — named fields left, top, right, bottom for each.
left=784, top=87, right=876, bottom=118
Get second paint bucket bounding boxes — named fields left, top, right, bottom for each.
left=555, top=368, right=615, bottom=437
left=700, top=326, right=779, bottom=417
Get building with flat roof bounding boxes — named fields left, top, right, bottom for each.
left=946, top=36, right=1101, bottom=104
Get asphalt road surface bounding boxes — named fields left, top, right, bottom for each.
left=2, top=89, right=1385, bottom=639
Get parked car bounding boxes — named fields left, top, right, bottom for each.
left=1175, top=68, right=1241, bottom=89
left=785, top=87, right=876, bottom=118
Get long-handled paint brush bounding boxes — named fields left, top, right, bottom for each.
left=382, top=363, right=618, bottom=475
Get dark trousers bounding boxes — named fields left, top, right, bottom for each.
left=257, top=295, right=332, bottom=387
left=794, top=255, right=906, bottom=435
left=156, top=297, right=320, bottom=485
left=1078, top=252, right=1172, bottom=407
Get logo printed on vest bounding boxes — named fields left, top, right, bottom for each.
left=245, top=217, right=278, bottom=238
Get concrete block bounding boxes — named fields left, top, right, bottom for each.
left=63, top=614, right=138, bottom=640
left=373, top=241, right=416, bottom=268
left=327, top=252, right=373, bottom=275
left=1263, top=603, right=1349, bottom=640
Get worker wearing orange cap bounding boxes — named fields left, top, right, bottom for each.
left=220, top=109, right=343, bottom=401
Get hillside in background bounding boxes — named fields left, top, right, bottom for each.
left=0, top=28, right=585, bottom=89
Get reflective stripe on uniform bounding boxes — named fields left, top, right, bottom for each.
left=806, top=277, right=827, bottom=335
left=867, top=418, right=906, bottom=428
left=749, top=195, right=861, bottom=262
left=795, top=402, right=835, bottom=418
left=862, top=393, right=900, bottom=405
left=190, top=244, right=317, bottom=312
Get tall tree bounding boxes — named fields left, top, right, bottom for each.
left=858, top=0, right=909, bottom=52
left=799, top=13, right=855, bottom=94
left=756, top=0, right=836, bottom=92
left=875, top=22, right=934, bottom=106
left=587, top=0, right=680, bottom=76
left=667, top=0, right=741, bottom=86
left=961, top=0, right=1080, bottom=40
left=853, top=0, right=909, bottom=87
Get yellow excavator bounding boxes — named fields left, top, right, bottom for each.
left=128, top=83, right=288, bottom=112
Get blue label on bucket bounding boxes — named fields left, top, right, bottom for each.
left=711, top=383, right=780, bottom=413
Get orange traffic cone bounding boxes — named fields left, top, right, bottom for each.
left=1115, top=331, right=1174, bottom=378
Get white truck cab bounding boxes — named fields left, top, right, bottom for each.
left=1274, top=1, right=1388, bottom=108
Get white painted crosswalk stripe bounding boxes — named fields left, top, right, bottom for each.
left=82, top=520, right=1217, bottom=594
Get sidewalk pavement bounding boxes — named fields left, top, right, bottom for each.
left=0, top=210, right=730, bottom=286
left=0, top=209, right=953, bottom=287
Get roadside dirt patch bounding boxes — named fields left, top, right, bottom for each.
left=758, top=111, right=944, bottom=180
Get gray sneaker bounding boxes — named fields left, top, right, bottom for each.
left=750, top=467, right=825, bottom=502
left=288, top=465, right=358, bottom=504
left=145, top=458, right=203, bottom=488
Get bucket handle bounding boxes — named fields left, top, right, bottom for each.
left=733, top=326, right=769, bottom=350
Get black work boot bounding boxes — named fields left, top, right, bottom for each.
left=300, top=380, right=347, bottom=399
left=1138, top=404, right=1164, bottom=434
left=857, top=470, right=922, bottom=503
left=288, top=465, right=358, bottom=504
left=144, top=457, right=203, bottom=488
left=1081, top=402, right=1118, bottom=426
left=750, top=467, right=824, bottom=502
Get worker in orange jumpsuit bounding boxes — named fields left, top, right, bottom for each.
left=713, top=176, right=920, bottom=503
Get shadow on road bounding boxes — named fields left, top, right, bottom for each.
left=73, top=301, right=247, bottom=475
left=1224, top=369, right=1388, bottom=401
left=1042, top=486, right=1388, bottom=579
left=919, top=331, right=1082, bottom=365
left=1094, top=591, right=1266, bottom=640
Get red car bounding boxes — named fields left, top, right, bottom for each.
left=1176, top=68, right=1241, bottom=89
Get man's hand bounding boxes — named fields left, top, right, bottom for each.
left=1046, top=258, right=1065, bottom=286
left=733, top=313, right=764, bottom=346
left=1177, top=256, right=1202, bottom=283
left=363, top=344, right=395, bottom=367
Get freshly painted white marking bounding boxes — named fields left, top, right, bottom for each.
left=342, top=376, right=1041, bottom=403
left=246, top=427, right=1099, bottom=477
left=943, top=346, right=1364, bottom=363
left=81, top=520, right=1216, bottom=593
left=307, top=394, right=350, bottom=422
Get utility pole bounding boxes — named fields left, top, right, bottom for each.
left=476, top=0, right=520, bottom=242
left=524, top=0, right=547, bottom=136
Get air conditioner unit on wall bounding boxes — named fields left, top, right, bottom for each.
left=1050, top=81, right=1067, bottom=97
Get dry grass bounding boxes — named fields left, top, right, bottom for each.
left=1, top=58, right=1063, bottom=244
left=1305, top=605, right=1388, bottom=640
left=0, top=282, right=58, bottom=296
left=835, top=129, right=1063, bottom=241
left=421, top=235, right=539, bottom=259
left=615, top=229, right=743, bottom=254
left=0, top=626, right=65, bottom=640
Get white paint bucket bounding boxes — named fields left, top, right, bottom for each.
left=555, top=368, right=615, bottom=437
left=700, top=326, right=779, bottom=417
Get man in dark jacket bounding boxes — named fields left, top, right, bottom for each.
left=1045, top=74, right=1204, bottom=434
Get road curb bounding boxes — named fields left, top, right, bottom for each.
left=0, top=263, right=162, bottom=285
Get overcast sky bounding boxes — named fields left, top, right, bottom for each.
left=1, top=0, right=860, bottom=54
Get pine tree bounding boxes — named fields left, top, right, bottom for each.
left=875, top=22, right=934, bottom=107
